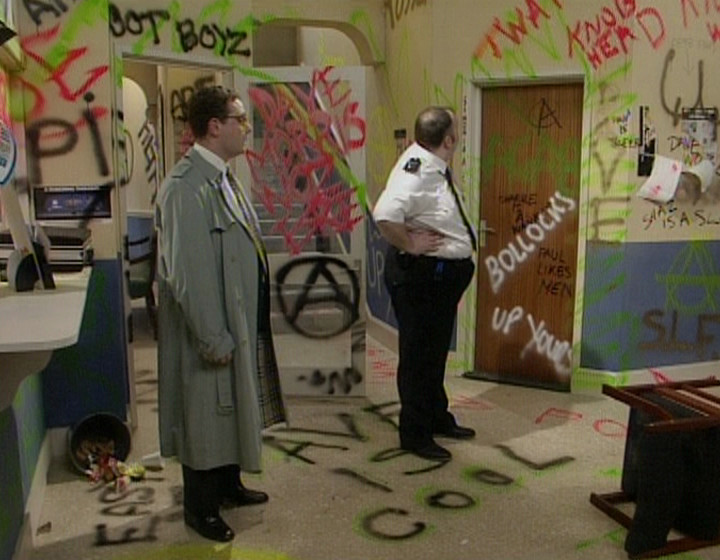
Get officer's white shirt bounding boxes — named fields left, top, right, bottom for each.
left=373, top=142, right=474, bottom=259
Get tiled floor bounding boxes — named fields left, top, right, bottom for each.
left=27, top=310, right=720, bottom=560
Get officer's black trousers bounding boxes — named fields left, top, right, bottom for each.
left=384, top=248, right=474, bottom=448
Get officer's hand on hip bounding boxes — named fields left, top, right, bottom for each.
left=407, top=228, right=444, bottom=255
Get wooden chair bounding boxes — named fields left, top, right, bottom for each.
left=127, top=215, right=157, bottom=340
left=590, top=378, right=720, bottom=558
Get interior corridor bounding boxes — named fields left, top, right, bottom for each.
left=25, top=305, right=718, bottom=560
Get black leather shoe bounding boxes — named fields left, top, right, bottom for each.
left=435, top=425, right=476, bottom=440
left=222, top=486, right=269, bottom=508
left=401, top=441, right=452, bottom=461
left=184, top=511, right=234, bottom=542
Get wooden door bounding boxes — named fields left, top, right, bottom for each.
left=473, top=83, right=583, bottom=391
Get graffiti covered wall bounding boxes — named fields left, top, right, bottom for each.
left=3, top=0, right=720, bottom=557
left=13, top=0, right=715, bottom=400
left=3, top=2, right=383, bottom=556
left=373, top=0, right=720, bottom=389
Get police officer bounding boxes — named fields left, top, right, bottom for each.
left=373, top=106, right=476, bottom=461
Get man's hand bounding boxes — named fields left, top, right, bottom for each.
left=407, top=228, right=444, bottom=255
left=202, top=351, right=233, bottom=366
left=376, top=220, right=445, bottom=255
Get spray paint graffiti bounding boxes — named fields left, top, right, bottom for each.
left=355, top=436, right=577, bottom=539
left=521, top=313, right=573, bottom=376
left=138, top=118, right=159, bottom=202
left=360, top=507, right=427, bottom=540
left=107, top=3, right=252, bottom=57
left=680, top=0, right=720, bottom=42
left=17, top=24, right=109, bottom=121
left=586, top=76, right=636, bottom=242
left=26, top=92, right=109, bottom=184
left=22, top=0, right=76, bottom=26
left=535, top=407, right=627, bottom=438
left=108, top=5, right=170, bottom=45
left=484, top=191, right=576, bottom=294
left=660, top=48, right=716, bottom=127
left=92, top=481, right=178, bottom=546
left=640, top=310, right=720, bottom=359
left=567, top=2, right=666, bottom=69
left=94, top=517, right=160, bottom=546
left=169, top=76, right=214, bottom=122
left=482, top=133, right=578, bottom=195
left=532, top=97, right=562, bottom=135
left=495, top=443, right=574, bottom=470
left=296, top=367, right=363, bottom=396
left=246, top=67, right=366, bottom=254
left=175, top=20, right=251, bottom=56
left=274, top=256, right=361, bottom=339
left=474, top=0, right=564, bottom=61
left=642, top=204, right=720, bottom=231
left=537, top=247, right=573, bottom=298
left=332, top=468, right=393, bottom=493
left=384, top=0, right=428, bottom=30
left=492, top=305, right=573, bottom=376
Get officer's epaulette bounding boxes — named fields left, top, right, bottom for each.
left=403, top=157, right=421, bottom=173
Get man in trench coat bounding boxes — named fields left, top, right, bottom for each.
left=156, top=86, right=285, bottom=542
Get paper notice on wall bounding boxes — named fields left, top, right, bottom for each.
left=637, top=155, right=682, bottom=203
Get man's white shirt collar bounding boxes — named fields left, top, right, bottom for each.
left=193, top=142, right=226, bottom=174
left=406, top=143, right=447, bottom=174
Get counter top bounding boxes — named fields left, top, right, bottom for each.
left=0, top=268, right=91, bottom=353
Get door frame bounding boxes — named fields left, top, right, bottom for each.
left=462, top=74, right=592, bottom=386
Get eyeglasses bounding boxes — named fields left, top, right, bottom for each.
left=224, top=114, right=249, bottom=126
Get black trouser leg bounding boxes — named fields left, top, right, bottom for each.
left=217, top=464, right=241, bottom=496
left=182, top=464, right=223, bottom=518
left=393, top=279, right=445, bottom=446
left=429, top=263, right=474, bottom=430
left=386, top=251, right=474, bottom=448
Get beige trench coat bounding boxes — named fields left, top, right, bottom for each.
left=156, top=149, right=285, bottom=472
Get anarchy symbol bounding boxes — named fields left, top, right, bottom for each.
left=532, top=97, right=562, bottom=135
left=275, top=256, right=360, bottom=339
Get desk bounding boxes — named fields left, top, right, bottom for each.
left=0, top=269, right=90, bottom=410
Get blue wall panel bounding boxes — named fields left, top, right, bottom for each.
left=42, top=259, right=128, bottom=427
left=582, top=241, right=720, bottom=371
left=365, top=214, right=397, bottom=329
left=12, top=374, right=45, bottom=503
left=0, top=407, right=23, bottom=560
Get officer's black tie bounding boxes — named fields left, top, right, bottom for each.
left=445, top=168, right=477, bottom=251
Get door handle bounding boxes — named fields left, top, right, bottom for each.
left=479, top=219, right=495, bottom=247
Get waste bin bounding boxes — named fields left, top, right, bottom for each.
left=67, top=412, right=131, bottom=474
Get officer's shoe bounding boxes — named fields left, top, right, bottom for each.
left=401, top=441, right=452, bottom=461
left=435, top=425, right=476, bottom=440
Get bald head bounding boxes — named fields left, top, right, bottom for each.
left=414, top=106, right=455, bottom=150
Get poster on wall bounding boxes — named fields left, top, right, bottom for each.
left=638, top=105, right=656, bottom=177
left=0, top=118, right=17, bottom=186
left=682, top=107, right=718, bottom=166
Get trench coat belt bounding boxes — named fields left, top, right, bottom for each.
left=216, top=368, right=234, bottom=413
